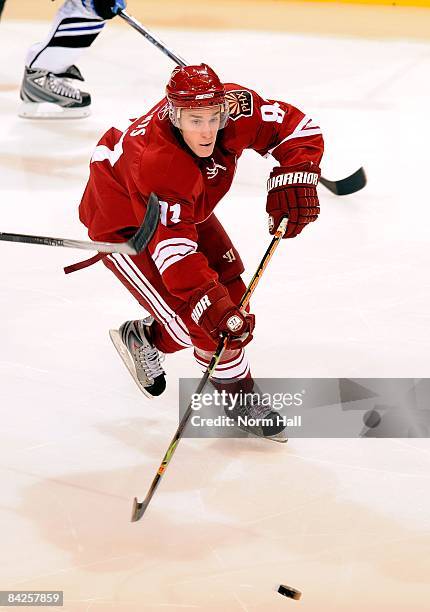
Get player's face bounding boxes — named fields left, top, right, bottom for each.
left=180, top=106, right=221, bottom=157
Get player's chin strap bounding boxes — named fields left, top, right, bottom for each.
left=130, top=216, right=289, bottom=523
left=117, top=10, right=366, bottom=197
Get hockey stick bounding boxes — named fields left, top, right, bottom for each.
left=0, top=192, right=160, bottom=255
left=319, top=166, right=366, bottom=196
left=118, top=10, right=366, bottom=197
left=118, top=10, right=187, bottom=66
left=131, top=216, right=289, bottom=522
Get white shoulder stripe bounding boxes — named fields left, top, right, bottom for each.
left=91, top=130, right=127, bottom=167
left=267, top=114, right=322, bottom=156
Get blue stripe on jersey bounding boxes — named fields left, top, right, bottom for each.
left=57, top=24, right=105, bottom=33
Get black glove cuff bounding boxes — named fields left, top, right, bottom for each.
left=92, top=0, right=118, bottom=19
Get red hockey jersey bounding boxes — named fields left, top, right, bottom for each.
left=79, top=83, right=324, bottom=303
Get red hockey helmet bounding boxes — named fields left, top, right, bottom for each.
left=166, top=64, right=229, bottom=129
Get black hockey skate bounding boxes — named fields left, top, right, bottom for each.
left=109, top=317, right=166, bottom=398
left=19, top=65, right=91, bottom=119
left=219, top=382, right=288, bottom=443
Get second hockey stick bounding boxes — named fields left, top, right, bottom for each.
left=119, top=10, right=366, bottom=197
left=0, top=193, right=160, bottom=255
left=131, top=216, right=289, bottom=522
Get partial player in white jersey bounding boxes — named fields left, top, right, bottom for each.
left=18, top=0, right=126, bottom=119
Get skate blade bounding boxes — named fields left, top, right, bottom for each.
left=255, top=433, right=288, bottom=444
left=109, top=329, right=154, bottom=399
left=18, top=101, right=91, bottom=120
left=266, top=434, right=289, bottom=444
left=237, top=424, right=288, bottom=444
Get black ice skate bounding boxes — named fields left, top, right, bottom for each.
left=109, top=317, right=166, bottom=398
left=226, top=384, right=288, bottom=443
left=19, top=65, right=91, bottom=119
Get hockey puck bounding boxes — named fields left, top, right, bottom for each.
left=363, top=409, right=381, bottom=429
left=278, top=584, right=302, bottom=600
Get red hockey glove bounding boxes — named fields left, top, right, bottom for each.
left=266, top=163, right=320, bottom=238
left=190, top=282, right=255, bottom=349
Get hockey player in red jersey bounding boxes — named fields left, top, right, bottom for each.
left=78, top=64, right=323, bottom=438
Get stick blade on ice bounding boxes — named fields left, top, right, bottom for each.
left=319, top=166, right=366, bottom=196
left=131, top=497, right=146, bottom=522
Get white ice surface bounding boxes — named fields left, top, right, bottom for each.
left=0, top=20, right=429, bottom=612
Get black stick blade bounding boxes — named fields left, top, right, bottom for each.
left=128, top=192, right=160, bottom=254
left=320, top=166, right=367, bottom=196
